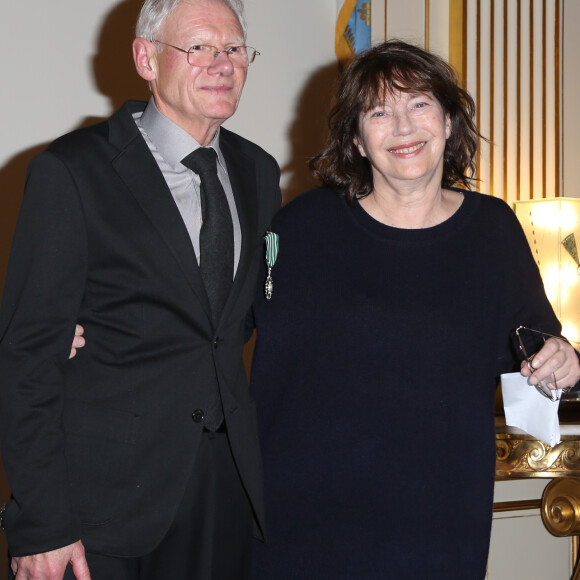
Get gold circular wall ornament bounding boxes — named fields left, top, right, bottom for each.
left=542, top=478, right=580, bottom=537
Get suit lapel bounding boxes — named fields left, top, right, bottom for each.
left=108, top=103, right=213, bottom=323
left=219, top=132, right=259, bottom=326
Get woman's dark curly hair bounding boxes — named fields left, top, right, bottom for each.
left=310, top=40, right=484, bottom=204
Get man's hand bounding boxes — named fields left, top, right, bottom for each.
left=11, top=540, right=90, bottom=580
left=69, top=325, right=85, bottom=359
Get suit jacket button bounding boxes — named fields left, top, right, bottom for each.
left=192, top=409, right=205, bottom=423
left=213, top=337, right=220, bottom=349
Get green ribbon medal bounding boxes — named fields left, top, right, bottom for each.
left=264, top=231, right=279, bottom=300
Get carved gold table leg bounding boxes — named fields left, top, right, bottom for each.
left=542, top=478, right=580, bottom=580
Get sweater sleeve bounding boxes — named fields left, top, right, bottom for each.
left=493, top=199, right=568, bottom=376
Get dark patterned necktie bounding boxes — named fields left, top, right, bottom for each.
left=181, top=147, right=234, bottom=323
left=182, top=147, right=233, bottom=431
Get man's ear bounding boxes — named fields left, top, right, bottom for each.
left=133, top=38, right=158, bottom=82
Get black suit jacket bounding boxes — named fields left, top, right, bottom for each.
left=0, top=101, right=281, bottom=557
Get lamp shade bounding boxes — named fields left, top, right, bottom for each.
left=514, top=198, right=580, bottom=344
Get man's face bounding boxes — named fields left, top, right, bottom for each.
left=143, top=0, right=248, bottom=143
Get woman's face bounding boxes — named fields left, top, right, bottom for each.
left=355, top=89, right=451, bottom=192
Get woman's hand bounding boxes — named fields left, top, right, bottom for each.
left=520, top=337, right=580, bottom=390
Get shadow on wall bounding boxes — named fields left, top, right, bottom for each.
left=280, top=61, right=340, bottom=204
left=0, top=0, right=148, bottom=299
left=242, top=62, right=341, bottom=377
left=0, top=1, right=148, bottom=577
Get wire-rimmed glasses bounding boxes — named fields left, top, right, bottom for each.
left=153, top=41, right=260, bottom=68
left=515, top=326, right=572, bottom=402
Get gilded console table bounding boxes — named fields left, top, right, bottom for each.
left=495, top=421, right=580, bottom=579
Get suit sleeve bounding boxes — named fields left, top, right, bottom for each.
left=249, top=152, right=281, bottom=338
left=0, top=150, right=87, bottom=555
left=269, top=162, right=282, bottom=224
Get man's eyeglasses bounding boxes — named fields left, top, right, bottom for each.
left=515, top=326, right=572, bottom=402
left=153, top=41, right=260, bottom=68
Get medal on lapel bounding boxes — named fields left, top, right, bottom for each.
left=264, top=231, right=279, bottom=300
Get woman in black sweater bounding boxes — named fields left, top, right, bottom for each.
left=248, top=40, right=580, bottom=579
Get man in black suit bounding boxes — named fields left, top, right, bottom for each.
left=0, top=0, right=280, bottom=578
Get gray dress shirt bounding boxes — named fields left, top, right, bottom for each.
left=134, top=98, right=242, bottom=276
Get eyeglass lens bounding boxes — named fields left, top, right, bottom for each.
left=186, top=45, right=257, bottom=68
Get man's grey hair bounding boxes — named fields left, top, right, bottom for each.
left=136, top=0, right=247, bottom=42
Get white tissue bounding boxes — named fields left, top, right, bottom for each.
left=500, top=372, right=561, bottom=447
